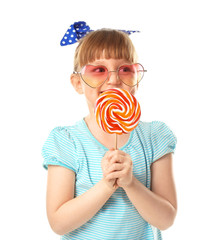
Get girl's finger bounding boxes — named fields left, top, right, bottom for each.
left=109, top=156, right=121, bottom=164
left=106, top=170, right=123, bottom=180
left=107, top=163, right=124, bottom=173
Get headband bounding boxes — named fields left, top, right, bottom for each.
left=60, top=21, right=139, bottom=46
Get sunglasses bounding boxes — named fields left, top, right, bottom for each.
left=73, top=63, right=147, bottom=88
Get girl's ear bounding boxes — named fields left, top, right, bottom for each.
left=70, top=74, right=84, bottom=94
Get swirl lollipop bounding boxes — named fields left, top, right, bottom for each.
left=95, top=88, right=141, bottom=148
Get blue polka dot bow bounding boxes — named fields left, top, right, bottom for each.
left=60, top=21, right=139, bottom=46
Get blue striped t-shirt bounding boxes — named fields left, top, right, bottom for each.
left=42, top=119, right=177, bottom=240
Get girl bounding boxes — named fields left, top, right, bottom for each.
left=42, top=22, right=177, bottom=240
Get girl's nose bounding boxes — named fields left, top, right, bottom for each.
left=106, top=71, right=121, bottom=85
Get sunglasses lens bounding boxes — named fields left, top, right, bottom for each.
left=81, top=65, right=108, bottom=88
left=119, top=64, right=144, bottom=86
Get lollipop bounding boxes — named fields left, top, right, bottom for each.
left=95, top=88, right=141, bottom=148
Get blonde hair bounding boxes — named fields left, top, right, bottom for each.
left=73, top=29, right=138, bottom=71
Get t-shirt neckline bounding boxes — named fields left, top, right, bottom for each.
left=81, top=118, right=134, bottom=151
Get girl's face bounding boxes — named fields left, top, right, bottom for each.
left=71, top=58, right=138, bottom=115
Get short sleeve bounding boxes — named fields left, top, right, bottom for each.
left=42, top=127, right=78, bottom=173
left=151, top=121, right=177, bottom=163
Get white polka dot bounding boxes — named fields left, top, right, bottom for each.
left=69, top=40, right=72, bottom=43
left=76, top=28, right=79, bottom=30
left=64, top=36, right=67, bottom=39
left=71, top=34, right=74, bottom=37
left=62, top=41, right=65, bottom=44
left=73, top=29, right=76, bottom=32
left=66, top=31, right=69, bottom=34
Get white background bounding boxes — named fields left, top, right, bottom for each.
left=1, top=0, right=205, bottom=239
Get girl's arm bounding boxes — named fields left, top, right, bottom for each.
left=105, top=150, right=177, bottom=230
left=124, top=153, right=177, bottom=230
left=46, top=165, right=116, bottom=236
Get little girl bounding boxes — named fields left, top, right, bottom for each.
left=42, top=22, right=177, bottom=240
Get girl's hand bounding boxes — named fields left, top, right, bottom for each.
left=101, top=149, right=119, bottom=190
left=102, top=149, right=134, bottom=188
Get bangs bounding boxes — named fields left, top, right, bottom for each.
left=74, top=29, right=138, bottom=71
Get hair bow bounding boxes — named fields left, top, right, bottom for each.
left=60, top=21, right=139, bottom=46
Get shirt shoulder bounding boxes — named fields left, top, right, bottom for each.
left=133, top=121, right=177, bottom=163
left=42, top=121, right=85, bottom=172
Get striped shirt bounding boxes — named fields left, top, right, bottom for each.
left=42, top=120, right=177, bottom=240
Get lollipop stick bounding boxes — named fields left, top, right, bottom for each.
left=115, top=133, right=118, bottom=150
left=114, top=133, right=118, bottom=188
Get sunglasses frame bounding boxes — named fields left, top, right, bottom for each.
left=73, top=63, right=147, bottom=88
